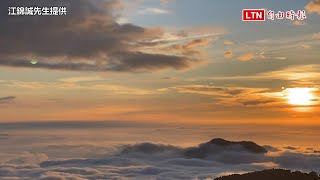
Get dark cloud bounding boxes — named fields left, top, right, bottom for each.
left=0, top=133, right=9, bottom=140
left=0, top=96, right=16, bottom=104
left=263, top=145, right=280, bottom=152
left=121, top=142, right=182, bottom=154
left=161, top=76, right=178, bottom=80
left=0, top=0, right=202, bottom=72
left=172, top=85, right=248, bottom=97
left=241, top=99, right=275, bottom=106
left=284, top=146, right=300, bottom=150
left=224, top=50, right=233, bottom=59
left=1, top=53, right=201, bottom=72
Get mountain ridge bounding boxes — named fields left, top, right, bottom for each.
left=214, top=169, right=319, bottom=180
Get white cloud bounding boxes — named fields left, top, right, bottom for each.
left=138, top=8, right=170, bottom=15
left=116, top=17, right=129, bottom=24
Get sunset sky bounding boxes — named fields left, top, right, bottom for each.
left=1, top=0, right=320, bottom=124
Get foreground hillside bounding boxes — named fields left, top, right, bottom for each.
left=215, top=169, right=319, bottom=180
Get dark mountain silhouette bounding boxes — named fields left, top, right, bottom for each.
left=208, top=138, right=267, bottom=153
left=214, top=169, right=319, bottom=180
left=120, top=142, right=181, bottom=154
left=185, top=138, right=267, bottom=158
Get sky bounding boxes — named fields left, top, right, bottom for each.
left=1, top=0, right=320, bottom=124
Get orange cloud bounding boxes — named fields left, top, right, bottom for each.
left=3, top=79, right=155, bottom=95
left=166, top=84, right=282, bottom=108
left=224, top=40, right=234, bottom=46
left=301, top=44, right=311, bottom=49
left=224, top=50, right=233, bottom=59
left=184, top=38, right=212, bottom=48
left=167, top=38, right=213, bottom=56
left=305, top=0, right=320, bottom=14
left=292, top=20, right=306, bottom=26
left=238, top=53, right=257, bottom=61
left=313, top=32, right=320, bottom=39
left=169, top=85, right=267, bottom=97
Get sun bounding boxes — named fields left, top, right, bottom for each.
left=284, top=88, right=316, bottom=106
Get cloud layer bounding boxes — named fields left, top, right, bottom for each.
left=1, top=141, right=319, bottom=180
left=0, top=123, right=320, bottom=180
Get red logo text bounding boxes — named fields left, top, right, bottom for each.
left=242, top=9, right=265, bottom=21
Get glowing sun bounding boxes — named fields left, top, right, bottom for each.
left=284, top=88, right=316, bottom=106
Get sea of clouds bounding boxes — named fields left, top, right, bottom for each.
left=0, top=122, right=319, bottom=180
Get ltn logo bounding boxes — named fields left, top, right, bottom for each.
left=242, top=9, right=265, bottom=21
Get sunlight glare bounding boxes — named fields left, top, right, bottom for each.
left=284, top=88, right=317, bottom=106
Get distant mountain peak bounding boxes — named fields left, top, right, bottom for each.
left=185, top=138, right=267, bottom=158
left=207, top=138, right=268, bottom=154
